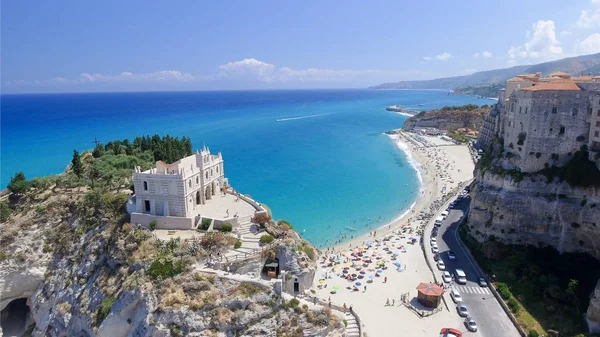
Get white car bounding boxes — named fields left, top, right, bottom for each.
left=442, top=271, right=452, bottom=283
left=430, top=237, right=437, bottom=244
left=441, top=211, right=449, bottom=219
left=457, top=301, right=469, bottom=317
left=450, top=289, right=463, bottom=303
left=431, top=246, right=439, bottom=254
left=437, top=260, right=446, bottom=270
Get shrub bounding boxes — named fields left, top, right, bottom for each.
left=149, top=220, right=157, bottom=231
left=0, top=201, right=12, bottom=222
left=507, top=298, right=520, bottom=313
left=497, top=282, right=511, bottom=300
left=7, top=172, right=29, bottom=194
left=199, top=218, right=211, bottom=230
left=289, top=298, right=300, bottom=308
left=535, top=152, right=541, bottom=158
left=234, top=240, right=242, bottom=249
left=97, top=296, right=115, bottom=325
left=528, top=330, right=539, bottom=337
left=146, top=255, right=187, bottom=280
left=301, top=244, right=316, bottom=260
left=259, top=234, right=274, bottom=244
left=517, top=132, right=526, bottom=145
left=220, top=223, right=232, bottom=232
left=253, top=213, right=271, bottom=226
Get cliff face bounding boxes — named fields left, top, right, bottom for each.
left=0, top=187, right=336, bottom=337
left=402, top=106, right=491, bottom=131
left=469, top=138, right=600, bottom=331
left=469, top=170, right=600, bottom=257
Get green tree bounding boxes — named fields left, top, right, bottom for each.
left=7, top=171, right=29, bottom=194
left=71, top=150, right=83, bottom=177
left=92, top=143, right=105, bottom=158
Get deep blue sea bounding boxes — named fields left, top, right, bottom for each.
left=1, top=90, right=488, bottom=247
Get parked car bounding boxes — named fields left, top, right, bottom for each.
left=440, top=328, right=462, bottom=337
left=450, top=289, right=463, bottom=303
left=430, top=237, right=437, bottom=244
left=437, top=260, right=446, bottom=270
left=441, top=211, right=449, bottom=219
left=447, top=251, right=456, bottom=260
left=464, top=316, right=478, bottom=332
left=431, top=246, right=439, bottom=254
left=456, top=301, right=469, bottom=317
left=433, top=253, right=440, bottom=261
left=442, top=271, right=452, bottom=283
left=449, top=203, right=455, bottom=209
left=478, top=277, right=488, bottom=287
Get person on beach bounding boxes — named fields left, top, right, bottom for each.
left=386, top=298, right=390, bottom=306
left=392, top=299, right=395, bottom=306
left=343, top=303, right=347, bottom=311
left=384, top=276, right=387, bottom=283
left=364, top=285, right=367, bottom=292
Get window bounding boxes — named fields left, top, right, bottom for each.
left=552, top=106, right=557, bottom=114
left=519, top=106, right=522, bottom=113
left=596, top=131, right=600, bottom=138
left=511, top=104, right=515, bottom=112
left=206, top=172, right=208, bottom=179
left=597, top=109, right=600, bottom=117
left=596, top=121, right=600, bottom=127
left=196, top=176, right=199, bottom=184
left=559, top=126, right=565, bottom=135
left=572, top=108, right=578, bottom=116
left=143, top=181, right=148, bottom=190
left=189, top=180, right=192, bottom=187
left=525, top=107, right=528, bottom=114
left=144, top=200, right=150, bottom=212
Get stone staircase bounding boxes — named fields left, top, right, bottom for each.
left=222, top=215, right=263, bottom=262
left=344, top=312, right=360, bottom=337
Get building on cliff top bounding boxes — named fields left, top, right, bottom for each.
left=477, top=72, right=600, bottom=172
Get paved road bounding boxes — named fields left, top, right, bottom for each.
left=428, top=195, right=521, bottom=337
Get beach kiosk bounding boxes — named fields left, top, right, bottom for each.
left=416, top=282, right=444, bottom=308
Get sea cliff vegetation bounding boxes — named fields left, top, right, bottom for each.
left=1, top=135, right=330, bottom=336
left=402, top=104, right=491, bottom=133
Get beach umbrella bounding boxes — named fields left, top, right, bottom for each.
left=368, top=274, right=375, bottom=279
left=376, top=269, right=383, bottom=274
left=355, top=281, right=362, bottom=286
left=321, top=272, right=327, bottom=278
left=395, top=261, right=402, bottom=267
left=332, top=285, right=340, bottom=291
left=319, top=279, right=326, bottom=284
left=393, top=252, right=399, bottom=256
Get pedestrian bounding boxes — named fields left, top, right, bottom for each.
left=392, top=299, right=395, bottom=306
left=328, top=296, right=331, bottom=303
left=386, top=298, right=390, bottom=306
left=349, top=305, right=353, bottom=313
left=343, top=303, right=347, bottom=311
left=364, top=285, right=367, bottom=292
left=328, top=301, right=332, bottom=308
left=313, top=296, right=317, bottom=305
left=384, top=276, right=387, bottom=283
left=226, top=266, right=230, bottom=274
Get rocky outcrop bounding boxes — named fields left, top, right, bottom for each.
left=588, top=280, right=600, bottom=333
left=402, top=106, right=491, bottom=131
left=468, top=170, right=600, bottom=257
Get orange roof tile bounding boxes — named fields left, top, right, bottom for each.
left=520, top=81, right=581, bottom=91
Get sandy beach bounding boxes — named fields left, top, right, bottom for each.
left=312, top=131, right=475, bottom=336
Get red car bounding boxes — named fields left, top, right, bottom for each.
left=440, top=328, right=462, bottom=337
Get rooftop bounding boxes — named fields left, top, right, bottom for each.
left=520, top=81, right=582, bottom=91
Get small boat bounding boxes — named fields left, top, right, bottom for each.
left=346, top=227, right=357, bottom=231
left=418, top=104, right=425, bottom=106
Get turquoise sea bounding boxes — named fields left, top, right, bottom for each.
left=1, top=90, right=488, bottom=247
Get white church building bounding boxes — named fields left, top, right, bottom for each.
left=130, top=146, right=228, bottom=229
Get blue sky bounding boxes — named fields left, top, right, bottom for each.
left=2, top=0, right=600, bottom=93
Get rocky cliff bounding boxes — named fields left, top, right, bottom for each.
left=468, top=138, right=600, bottom=332
left=0, top=184, right=337, bottom=337
left=402, top=105, right=491, bottom=131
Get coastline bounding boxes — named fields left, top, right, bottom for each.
left=327, top=130, right=474, bottom=252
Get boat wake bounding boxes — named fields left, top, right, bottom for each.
left=276, top=114, right=327, bottom=122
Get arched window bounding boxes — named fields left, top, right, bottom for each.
left=206, top=172, right=208, bottom=179
left=143, top=181, right=148, bottom=190
left=216, top=166, right=219, bottom=173
left=189, top=180, right=192, bottom=188
left=196, top=176, right=199, bottom=184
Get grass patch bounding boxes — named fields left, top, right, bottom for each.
left=459, top=225, right=600, bottom=336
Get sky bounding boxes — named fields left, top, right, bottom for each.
left=2, top=0, right=600, bottom=93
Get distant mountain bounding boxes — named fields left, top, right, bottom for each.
left=371, top=53, right=600, bottom=96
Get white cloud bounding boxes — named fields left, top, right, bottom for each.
left=422, top=56, right=432, bottom=60
left=577, top=8, right=600, bottom=28
left=218, top=58, right=276, bottom=81
left=481, top=51, right=493, bottom=58
left=473, top=53, right=480, bottom=58
left=79, top=70, right=194, bottom=83
left=435, top=52, right=452, bottom=61
left=507, top=20, right=563, bottom=64
left=578, top=33, right=600, bottom=54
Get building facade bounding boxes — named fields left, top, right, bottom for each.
left=478, top=73, right=600, bottom=172
left=131, top=146, right=226, bottom=226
